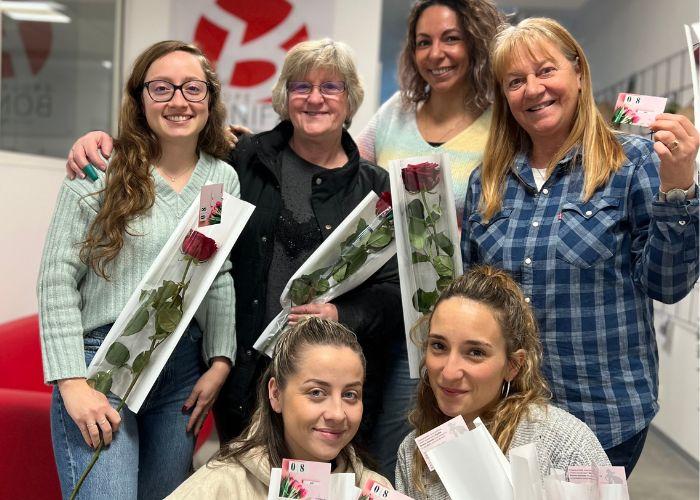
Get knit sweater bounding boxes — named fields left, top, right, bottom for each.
left=38, top=153, right=239, bottom=383
left=167, top=446, right=392, bottom=499
left=356, top=91, right=491, bottom=224
left=395, top=404, right=610, bottom=500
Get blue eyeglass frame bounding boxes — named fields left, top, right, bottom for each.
left=287, top=81, right=347, bottom=95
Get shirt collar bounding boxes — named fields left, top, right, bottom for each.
left=512, top=145, right=581, bottom=174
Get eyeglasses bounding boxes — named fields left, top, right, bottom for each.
left=143, top=80, right=210, bottom=102
left=287, top=81, right=346, bottom=96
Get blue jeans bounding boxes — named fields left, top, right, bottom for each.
left=371, top=339, right=417, bottom=482
left=51, top=323, right=203, bottom=500
left=605, top=425, right=649, bottom=478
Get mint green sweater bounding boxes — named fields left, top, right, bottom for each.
left=38, top=153, right=239, bottom=383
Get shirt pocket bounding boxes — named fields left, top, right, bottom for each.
left=466, top=206, right=514, bottom=265
left=556, top=196, right=622, bottom=268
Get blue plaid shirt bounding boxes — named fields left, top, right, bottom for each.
left=461, top=134, right=699, bottom=448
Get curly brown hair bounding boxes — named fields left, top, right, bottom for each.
left=80, top=40, right=229, bottom=278
left=398, top=0, right=504, bottom=111
left=409, top=265, right=551, bottom=492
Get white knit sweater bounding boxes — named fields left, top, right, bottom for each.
left=395, top=404, right=610, bottom=500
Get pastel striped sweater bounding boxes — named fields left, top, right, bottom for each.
left=356, top=91, right=492, bottom=225
left=38, top=153, right=239, bottom=383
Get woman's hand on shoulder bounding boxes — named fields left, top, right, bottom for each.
left=650, top=113, right=700, bottom=193
left=288, top=303, right=339, bottom=324
left=66, top=131, right=115, bottom=180
left=183, top=357, right=232, bottom=435
left=57, top=377, right=121, bottom=448
left=225, top=124, right=253, bottom=150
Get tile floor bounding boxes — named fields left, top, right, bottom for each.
left=628, top=428, right=699, bottom=500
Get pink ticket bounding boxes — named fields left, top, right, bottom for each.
left=279, top=459, right=331, bottom=499
left=612, top=93, right=667, bottom=127
left=358, top=479, right=413, bottom=499
left=198, top=183, right=224, bottom=227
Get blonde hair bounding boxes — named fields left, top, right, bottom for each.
left=272, top=38, right=364, bottom=127
left=80, top=41, right=229, bottom=278
left=480, top=17, right=625, bottom=219
left=215, top=317, right=367, bottom=468
left=409, top=265, right=551, bottom=492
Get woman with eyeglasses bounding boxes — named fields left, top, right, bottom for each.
left=38, top=41, right=238, bottom=499
left=62, top=38, right=402, bottom=454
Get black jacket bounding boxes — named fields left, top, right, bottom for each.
left=215, top=121, right=402, bottom=439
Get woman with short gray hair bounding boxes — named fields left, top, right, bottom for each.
left=64, top=38, right=403, bottom=452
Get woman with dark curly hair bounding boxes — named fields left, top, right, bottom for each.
left=356, top=0, right=504, bottom=477
left=38, top=40, right=238, bottom=499
left=395, top=266, right=608, bottom=499
left=358, top=0, right=504, bottom=227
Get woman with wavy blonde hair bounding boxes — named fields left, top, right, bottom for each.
left=38, top=40, right=238, bottom=499
left=395, top=266, right=609, bottom=499
left=462, top=18, right=699, bottom=476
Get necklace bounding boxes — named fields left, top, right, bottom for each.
left=157, top=164, right=194, bottom=183
left=434, top=114, right=470, bottom=143
left=419, top=102, right=474, bottom=144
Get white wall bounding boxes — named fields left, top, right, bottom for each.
left=0, top=0, right=383, bottom=323
left=654, top=289, right=700, bottom=461
left=569, top=0, right=698, bottom=92
left=0, top=152, right=64, bottom=321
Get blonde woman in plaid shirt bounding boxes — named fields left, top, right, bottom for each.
left=461, top=18, right=699, bottom=476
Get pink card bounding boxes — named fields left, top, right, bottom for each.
left=279, top=459, right=331, bottom=499
left=357, top=479, right=413, bottom=499
left=198, top=183, right=224, bottom=227
left=567, top=465, right=627, bottom=486
left=414, top=415, right=469, bottom=471
left=612, top=93, right=667, bottom=127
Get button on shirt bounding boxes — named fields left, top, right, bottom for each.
left=461, top=134, right=699, bottom=449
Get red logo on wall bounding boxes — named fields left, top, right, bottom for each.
left=2, top=22, right=52, bottom=78
left=193, top=0, right=309, bottom=96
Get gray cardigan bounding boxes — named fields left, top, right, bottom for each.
left=395, top=404, right=610, bottom=500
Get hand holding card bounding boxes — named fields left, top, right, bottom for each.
left=649, top=113, right=700, bottom=195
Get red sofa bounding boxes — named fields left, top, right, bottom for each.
left=0, top=315, right=60, bottom=499
left=0, top=315, right=216, bottom=499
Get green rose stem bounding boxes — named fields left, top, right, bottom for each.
left=419, top=188, right=442, bottom=258
left=69, top=257, right=195, bottom=500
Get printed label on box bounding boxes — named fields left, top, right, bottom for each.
left=414, top=415, right=469, bottom=472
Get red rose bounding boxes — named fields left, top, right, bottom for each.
left=375, top=191, right=392, bottom=215
left=401, top=162, right=441, bottom=193
left=181, top=230, right=218, bottom=262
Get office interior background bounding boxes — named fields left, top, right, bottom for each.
left=0, top=0, right=697, bottom=498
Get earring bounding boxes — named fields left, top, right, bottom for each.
left=501, top=380, right=511, bottom=399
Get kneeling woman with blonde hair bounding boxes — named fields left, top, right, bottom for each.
left=395, top=266, right=609, bottom=499
left=169, top=317, right=391, bottom=499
